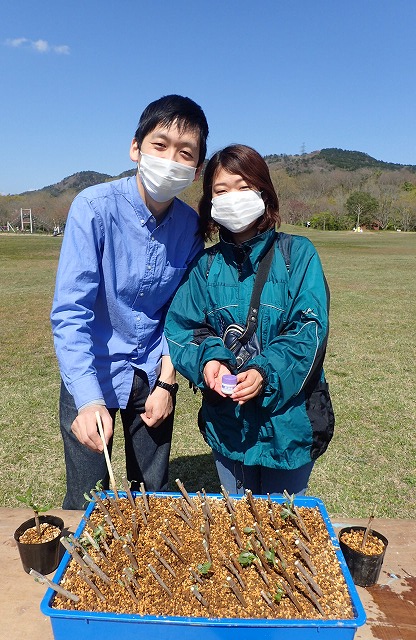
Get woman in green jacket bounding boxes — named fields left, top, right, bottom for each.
left=165, top=144, right=334, bottom=495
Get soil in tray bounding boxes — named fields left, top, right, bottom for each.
left=52, top=494, right=354, bottom=620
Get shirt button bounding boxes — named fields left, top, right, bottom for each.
left=140, top=219, right=145, bottom=224
left=147, top=265, right=152, bottom=270
left=139, top=292, right=144, bottom=297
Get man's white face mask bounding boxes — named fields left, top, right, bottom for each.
left=138, top=152, right=196, bottom=203
left=211, top=190, right=265, bottom=233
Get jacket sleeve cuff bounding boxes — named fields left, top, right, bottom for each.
left=240, top=363, right=268, bottom=393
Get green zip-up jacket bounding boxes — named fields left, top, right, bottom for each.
left=165, top=228, right=334, bottom=470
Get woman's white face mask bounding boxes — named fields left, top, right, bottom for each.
left=211, top=190, right=265, bottom=233
left=138, top=152, right=196, bottom=203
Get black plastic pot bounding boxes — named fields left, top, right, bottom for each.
left=14, top=515, right=64, bottom=574
left=339, top=526, right=388, bottom=587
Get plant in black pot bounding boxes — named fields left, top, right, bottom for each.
left=339, top=514, right=388, bottom=587
left=14, top=488, right=64, bottom=575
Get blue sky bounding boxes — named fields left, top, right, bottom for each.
left=1, top=0, right=415, bottom=195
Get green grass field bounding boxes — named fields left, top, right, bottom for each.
left=0, top=228, right=415, bottom=518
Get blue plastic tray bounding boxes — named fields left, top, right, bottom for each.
left=40, top=494, right=366, bottom=640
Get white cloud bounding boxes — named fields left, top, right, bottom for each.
left=5, top=37, right=28, bottom=47
left=32, top=39, right=49, bottom=53
left=53, top=44, right=70, bottom=55
left=5, top=37, right=70, bottom=54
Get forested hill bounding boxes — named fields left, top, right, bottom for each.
left=264, top=147, right=416, bottom=173
left=1, top=148, right=415, bottom=231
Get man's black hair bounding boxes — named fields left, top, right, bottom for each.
left=134, top=94, right=208, bottom=167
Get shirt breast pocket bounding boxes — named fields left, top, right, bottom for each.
left=159, top=264, right=187, bottom=296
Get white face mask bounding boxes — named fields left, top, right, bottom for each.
left=211, top=190, right=265, bottom=233
left=138, top=152, right=196, bottom=203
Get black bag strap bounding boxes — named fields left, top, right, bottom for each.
left=238, top=241, right=275, bottom=345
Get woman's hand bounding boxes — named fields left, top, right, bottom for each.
left=203, top=360, right=232, bottom=396
left=232, top=369, right=264, bottom=404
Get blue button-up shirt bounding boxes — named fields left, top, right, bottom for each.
left=51, top=176, right=203, bottom=410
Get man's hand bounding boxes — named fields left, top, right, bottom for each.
left=71, top=405, right=113, bottom=452
left=231, top=369, right=264, bottom=404
left=203, top=360, right=232, bottom=396
left=141, top=386, right=173, bottom=428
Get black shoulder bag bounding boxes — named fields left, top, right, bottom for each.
left=222, top=241, right=274, bottom=371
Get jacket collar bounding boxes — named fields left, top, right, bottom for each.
left=219, top=228, right=276, bottom=269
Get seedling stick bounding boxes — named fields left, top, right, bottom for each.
left=254, top=522, right=268, bottom=551
left=135, top=498, right=148, bottom=525
left=268, top=508, right=276, bottom=526
left=77, top=571, right=106, bottom=602
left=107, top=495, right=128, bottom=524
left=152, top=547, right=177, bottom=577
left=245, top=490, right=261, bottom=522
left=361, top=513, right=375, bottom=550
left=122, top=477, right=136, bottom=510
left=123, top=567, right=140, bottom=590
left=190, top=585, right=210, bottom=609
left=296, top=573, right=324, bottom=615
left=202, top=538, right=212, bottom=564
left=295, top=540, right=317, bottom=575
left=30, top=569, right=80, bottom=603
left=189, top=567, right=204, bottom=584
left=159, top=532, right=186, bottom=563
left=201, top=495, right=214, bottom=521
left=60, top=537, right=91, bottom=573
left=90, top=490, right=111, bottom=518
left=148, top=563, right=173, bottom=597
left=294, top=560, right=323, bottom=597
left=230, top=552, right=244, bottom=575
left=254, top=558, right=270, bottom=586
left=131, top=512, right=139, bottom=541
left=95, top=411, right=117, bottom=497
left=104, top=514, right=120, bottom=540
left=175, top=478, right=197, bottom=511
left=295, top=537, right=313, bottom=556
left=164, top=519, right=183, bottom=546
left=220, top=485, right=235, bottom=514
left=231, top=525, right=243, bottom=549
left=139, top=482, right=150, bottom=513
left=261, top=589, right=277, bottom=612
left=219, top=551, right=246, bottom=589
left=82, top=530, right=112, bottom=566
left=121, top=575, right=140, bottom=605
left=83, top=553, right=112, bottom=584
left=226, top=576, right=247, bottom=607
left=122, top=544, right=139, bottom=571
left=180, top=497, right=193, bottom=519
left=280, top=581, right=303, bottom=614
left=170, top=502, right=194, bottom=528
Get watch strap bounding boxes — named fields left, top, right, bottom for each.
left=155, top=380, right=179, bottom=396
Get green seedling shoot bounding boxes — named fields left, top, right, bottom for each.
left=238, top=550, right=257, bottom=567
left=273, top=585, right=285, bottom=603
left=197, top=561, right=212, bottom=576
left=280, top=493, right=296, bottom=520
left=16, top=488, right=52, bottom=536
left=264, top=548, right=277, bottom=567
left=83, top=479, right=104, bottom=504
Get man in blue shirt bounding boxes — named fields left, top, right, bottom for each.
left=51, top=95, right=208, bottom=509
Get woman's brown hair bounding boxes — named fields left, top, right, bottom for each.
left=199, top=144, right=280, bottom=241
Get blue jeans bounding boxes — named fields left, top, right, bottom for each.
left=59, top=370, right=174, bottom=509
left=213, top=450, right=314, bottom=497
